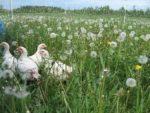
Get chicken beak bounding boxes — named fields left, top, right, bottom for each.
left=43, top=45, right=47, bottom=49
left=16, top=47, right=21, bottom=54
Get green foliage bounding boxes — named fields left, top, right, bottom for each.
left=0, top=13, right=150, bottom=113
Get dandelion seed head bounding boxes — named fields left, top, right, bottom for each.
left=90, top=51, right=97, bottom=58
left=108, top=41, right=117, bottom=48
left=138, top=55, right=148, bottom=64
left=126, top=78, right=137, bottom=88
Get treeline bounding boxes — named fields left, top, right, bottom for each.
left=14, top=6, right=65, bottom=13
left=1, top=5, right=150, bottom=17
left=73, top=6, right=150, bottom=18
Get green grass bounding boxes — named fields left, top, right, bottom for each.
left=0, top=13, right=150, bottom=113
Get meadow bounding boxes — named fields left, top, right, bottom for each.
left=0, top=12, right=150, bottom=113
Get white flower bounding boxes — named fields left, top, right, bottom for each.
left=26, top=110, right=31, bottom=113
left=50, top=33, right=57, bottom=38
left=66, top=40, right=71, bottom=45
left=1, top=70, right=14, bottom=79
left=114, top=29, right=119, bottom=34
left=89, top=42, right=95, bottom=48
left=142, top=34, right=150, bottom=41
left=74, top=32, right=79, bottom=37
left=12, top=41, right=17, bottom=46
left=134, top=37, right=139, bottom=41
left=4, top=86, right=17, bottom=95
left=140, top=35, right=145, bottom=40
left=64, top=49, right=73, bottom=55
left=43, top=24, right=47, bottom=27
left=129, top=31, right=136, bottom=38
left=102, top=68, right=110, bottom=76
left=68, top=35, right=73, bottom=40
left=128, top=25, right=132, bottom=30
left=126, top=78, right=137, bottom=88
left=65, top=26, right=69, bottom=30
left=117, top=32, right=126, bottom=42
left=61, top=32, right=66, bottom=37
left=109, top=41, right=117, bottom=48
left=87, top=32, right=97, bottom=41
left=104, top=24, right=108, bottom=28
left=114, top=25, right=117, bottom=29
left=47, top=28, right=52, bottom=32
left=138, top=55, right=148, bottom=64
left=90, top=51, right=97, bottom=58
left=57, top=26, right=62, bottom=31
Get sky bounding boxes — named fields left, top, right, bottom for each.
left=0, top=0, right=150, bottom=10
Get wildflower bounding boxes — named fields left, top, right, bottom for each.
left=114, top=29, right=119, bottom=34
left=12, top=41, right=17, bottom=46
left=128, top=25, right=132, bottom=30
left=23, top=24, right=28, bottom=28
left=47, top=27, right=52, bottom=32
left=134, top=37, right=139, bottom=41
left=117, top=32, right=126, bottom=42
left=87, top=32, right=97, bottom=41
left=64, top=49, right=73, bottom=56
left=50, top=33, right=57, bottom=38
left=43, top=24, right=47, bottom=27
left=108, top=41, right=117, bottom=48
left=89, top=42, right=95, bottom=48
left=74, top=32, right=79, bottom=37
left=26, top=110, right=31, bottom=113
left=1, top=70, right=14, bottom=79
left=126, top=78, right=137, bottom=88
left=65, top=26, right=69, bottom=30
left=140, top=35, right=145, bottom=40
left=102, top=68, right=110, bottom=76
left=90, top=51, right=97, bottom=58
left=104, top=24, right=108, bottom=28
left=57, top=26, right=62, bottom=31
left=68, top=35, right=73, bottom=40
left=135, top=64, right=142, bottom=71
left=129, top=31, right=136, bottom=38
left=138, top=55, right=148, bottom=64
left=61, top=31, right=66, bottom=37
left=4, top=86, right=17, bottom=95
left=143, top=34, right=150, bottom=41
left=66, top=40, right=71, bottom=45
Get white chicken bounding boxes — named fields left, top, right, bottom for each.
left=29, top=43, right=47, bottom=66
left=0, top=42, right=17, bottom=72
left=39, top=49, right=73, bottom=80
left=48, top=61, right=73, bottom=80
left=16, top=46, right=40, bottom=81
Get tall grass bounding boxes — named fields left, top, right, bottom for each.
left=0, top=13, right=150, bottom=113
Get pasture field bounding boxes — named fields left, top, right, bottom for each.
left=0, top=13, right=150, bottom=113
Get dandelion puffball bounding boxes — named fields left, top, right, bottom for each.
left=126, top=78, right=137, bottom=88
left=138, top=55, right=148, bottom=64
